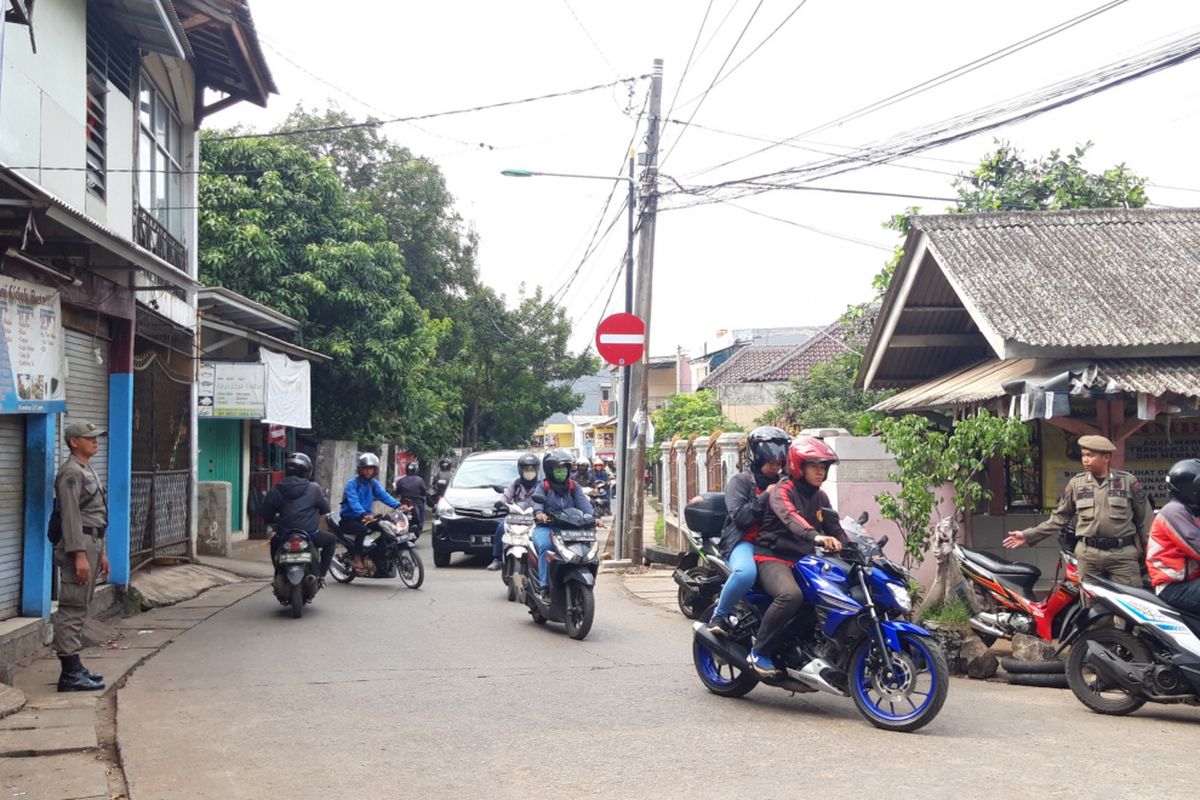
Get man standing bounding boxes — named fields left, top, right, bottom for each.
left=1003, top=435, right=1151, bottom=591
left=54, top=422, right=110, bottom=692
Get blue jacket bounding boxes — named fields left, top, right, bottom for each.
left=534, top=479, right=594, bottom=518
left=340, top=476, right=400, bottom=520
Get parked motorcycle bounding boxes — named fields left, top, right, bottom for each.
left=691, top=506, right=948, bottom=732
left=272, top=529, right=323, bottom=619
left=328, top=512, right=424, bottom=589
left=1060, top=576, right=1200, bottom=715
left=954, top=527, right=1081, bottom=644
left=519, top=496, right=600, bottom=640
left=674, top=493, right=730, bottom=619
left=498, top=500, right=536, bottom=602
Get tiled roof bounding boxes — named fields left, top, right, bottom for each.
left=914, top=208, right=1200, bottom=350
left=699, top=345, right=793, bottom=389
left=754, top=323, right=848, bottom=381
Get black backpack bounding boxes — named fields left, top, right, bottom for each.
left=47, top=495, right=62, bottom=545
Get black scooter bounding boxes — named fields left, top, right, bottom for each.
left=272, top=529, right=322, bottom=618
left=327, top=512, right=424, bottom=589
left=519, top=496, right=600, bottom=640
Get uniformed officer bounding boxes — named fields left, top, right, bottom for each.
left=53, top=421, right=110, bottom=692
left=1003, top=435, right=1151, bottom=594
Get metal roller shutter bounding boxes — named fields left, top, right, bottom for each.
left=0, top=415, right=25, bottom=620
left=60, top=329, right=110, bottom=489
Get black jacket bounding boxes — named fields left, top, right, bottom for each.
left=757, top=478, right=846, bottom=561
left=261, top=476, right=330, bottom=534
left=717, top=470, right=778, bottom=558
left=393, top=475, right=428, bottom=501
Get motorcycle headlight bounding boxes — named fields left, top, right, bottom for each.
left=886, top=581, right=913, bottom=613
left=554, top=535, right=578, bottom=562
left=436, top=498, right=456, bottom=518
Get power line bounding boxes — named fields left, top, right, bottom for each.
left=561, top=0, right=620, bottom=76
left=704, top=198, right=895, bottom=251
left=207, top=75, right=649, bottom=142
left=661, top=0, right=715, bottom=127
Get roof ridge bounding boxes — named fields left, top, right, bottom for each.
left=748, top=322, right=847, bottom=382
left=699, top=343, right=792, bottom=388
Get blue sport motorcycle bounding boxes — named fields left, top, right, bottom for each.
left=689, top=499, right=948, bottom=732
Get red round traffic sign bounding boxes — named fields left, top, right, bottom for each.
left=595, top=313, right=646, bottom=366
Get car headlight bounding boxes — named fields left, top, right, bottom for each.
left=886, top=582, right=913, bottom=612
left=436, top=498, right=456, bottom=518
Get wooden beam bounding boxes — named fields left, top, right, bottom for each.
left=889, top=334, right=988, bottom=348
left=1113, top=416, right=1149, bottom=444
left=1046, top=416, right=1101, bottom=438
left=182, top=14, right=214, bottom=31
left=901, top=305, right=969, bottom=313
left=196, top=93, right=242, bottom=124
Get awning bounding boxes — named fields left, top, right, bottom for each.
left=201, top=317, right=331, bottom=364
left=871, top=359, right=1056, bottom=413
left=198, top=286, right=297, bottom=336
left=97, top=0, right=190, bottom=59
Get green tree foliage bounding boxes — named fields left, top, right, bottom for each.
left=875, top=410, right=1030, bottom=566
left=757, top=351, right=894, bottom=434
left=652, top=391, right=742, bottom=441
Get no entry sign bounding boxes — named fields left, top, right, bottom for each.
left=595, top=313, right=646, bottom=366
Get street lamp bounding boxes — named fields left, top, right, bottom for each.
left=501, top=155, right=637, bottom=560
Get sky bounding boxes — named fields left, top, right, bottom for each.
left=211, top=0, right=1200, bottom=358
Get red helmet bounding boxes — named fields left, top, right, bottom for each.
left=787, top=436, right=838, bottom=477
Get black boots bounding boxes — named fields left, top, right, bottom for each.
left=57, top=654, right=105, bottom=692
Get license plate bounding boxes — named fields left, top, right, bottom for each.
left=277, top=554, right=311, bottom=564
left=472, top=535, right=490, bottom=546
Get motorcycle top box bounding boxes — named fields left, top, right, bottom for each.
left=684, top=492, right=727, bottom=538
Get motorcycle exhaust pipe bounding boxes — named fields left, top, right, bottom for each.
left=692, top=621, right=750, bottom=670
left=1084, top=641, right=1150, bottom=693
left=673, top=570, right=699, bottom=592
left=969, top=617, right=1007, bottom=640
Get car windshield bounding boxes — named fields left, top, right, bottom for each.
left=451, top=459, right=533, bottom=489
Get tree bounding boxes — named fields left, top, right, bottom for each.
left=758, top=351, right=895, bottom=434
left=652, top=391, right=742, bottom=442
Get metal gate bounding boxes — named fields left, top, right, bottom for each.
left=130, top=353, right=192, bottom=568
left=0, top=415, right=25, bottom=620
left=61, top=329, right=110, bottom=487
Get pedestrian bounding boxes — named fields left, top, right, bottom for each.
left=1003, top=435, right=1151, bottom=595
left=53, top=421, right=110, bottom=692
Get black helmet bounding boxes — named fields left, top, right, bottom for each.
left=1166, top=458, right=1200, bottom=515
left=746, top=426, right=790, bottom=475
left=543, top=448, right=574, bottom=486
left=406, top=462, right=418, bottom=476
left=439, top=458, right=452, bottom=470
left=517, top=452, right=539, bottom=482
left=285, top=452, right=312, bottom=478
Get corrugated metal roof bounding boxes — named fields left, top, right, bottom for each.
left=1087, top=358, right=1200, bottom=397
left=699, top=345, right=792, bottom=389
left=871, top=358, right=1055, bottom=412
left=914, top=208, right=1200, bottom=350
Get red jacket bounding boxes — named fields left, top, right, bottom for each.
left=756, top=478, right=846, bottom=562
left=1146, top=500, right=1200, bottom=589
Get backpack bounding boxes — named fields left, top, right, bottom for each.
left=47, top=495, right=62, bottom=545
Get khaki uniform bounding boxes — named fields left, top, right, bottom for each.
left=1023, top=470, right=1151, bottom=594
left=52, top=455, right=108, bottom=658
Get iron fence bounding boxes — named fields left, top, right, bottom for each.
left=130, top=470, right=191, bottom=569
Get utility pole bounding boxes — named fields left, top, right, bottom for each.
left=622, top=58, right=662, bottom=568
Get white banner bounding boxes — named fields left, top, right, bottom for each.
left=198, top=361, right=266, bottom=418
left=260, top=349, right=311, bottom=430
left=0, top=274, right=66, bottom=413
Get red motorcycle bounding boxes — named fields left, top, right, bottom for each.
left=952, top=531, right=1081, bottom=644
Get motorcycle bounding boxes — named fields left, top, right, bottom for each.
left=691, top=508, right=949, bottom=732
left=1059, top=576, right=1200, bottom=715
left=272, top=529, right=322, bottom=619
left=518, top=496, right=600, bottom=640
left=328, top=511, right=425, bottom=589
left=400, top=498, right=422, bottom=539
left=498, top=500, right=536, bottom=602
left=954, top=527, right=1082, bottom=644
left=588, top=480, right=613, bottom=517
left=674, top=493, right=730, bottom=619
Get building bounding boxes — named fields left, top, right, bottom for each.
left=0, top=0, right=273, bottom=620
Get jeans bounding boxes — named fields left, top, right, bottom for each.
left=1160, top=579, right=1200, bottom=615
left=271, top=530, right=336, bottom=577
left=533, top=525, right=554, bottom=589
left=713, top=541, right=757, bottom=618
left=493, top=520, right=505, bottom=561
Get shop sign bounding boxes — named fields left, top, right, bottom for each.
left=198, top=361, right=266, bottom=418
left=0, top=274, right=66, bottom=413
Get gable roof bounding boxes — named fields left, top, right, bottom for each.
left=699, top=345, right=792, bottom=389
left=861, top=208, right=1200, bottom=389
left=754, top=323, right=849, bottom=382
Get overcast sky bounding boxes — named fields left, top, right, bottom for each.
left=212, top=0, right=1200, bottom=357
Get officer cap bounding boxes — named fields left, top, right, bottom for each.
left=64, top=421, right=107, bottom=441
left=1078, top=435, right=1116, bottom=453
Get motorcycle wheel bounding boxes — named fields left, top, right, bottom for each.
left=564, top=583, right=595, bottom=640
left=849, top=633, right=948, bottom=733
left=398, top=550, right=425, bottom=590
left=289, top=583, right=304, bottom=619
left=1065, top=627, right=1149, bottom=715
left=692, top=605, right=758, bottom=698
left=328, top=545, right=355, bottom=584
left=677, top=566, right=707, bottom=620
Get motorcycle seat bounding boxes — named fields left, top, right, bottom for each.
left=958, top=546, right=1041, bottom=583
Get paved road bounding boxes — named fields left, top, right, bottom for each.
left=118, top=543, right=1197, bottom=799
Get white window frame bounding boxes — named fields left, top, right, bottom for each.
left=137, top=74, right=186, bottom=244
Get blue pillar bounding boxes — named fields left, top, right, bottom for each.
left=21, top=414, right=55, bottom=619
left=107, top=319, right=134, bottom=586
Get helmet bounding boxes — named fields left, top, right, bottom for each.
left=439, top=458, right=452, bottom=470
left=576, top=457, right=589, bottom=468
left=746, top=426, right=790, bottom=474
left=543, top=449, right=574, bottom=486
left=357, top=453, right=381, bottom=470
left=285, top=452, right=312, bottom=478
left=405, top=462, right=418, bottom=476
left=1166, top=459, right=1200, bottom=515
left=517, top=452, right=539, bottom=482
left=593, top=459, right=604, bottom=468
left=787, top=436, right=838, bottom=477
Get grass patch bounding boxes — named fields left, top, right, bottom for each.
left=918, top=598, right=973, bottom=624
left=654, top=515, right=665, bottom=543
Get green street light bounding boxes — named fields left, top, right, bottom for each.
left=500, top=169, right=534, bottom=177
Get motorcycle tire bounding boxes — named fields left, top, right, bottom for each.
left=564, top=584, right=596, bottom=641
left=398, top=550, right=425, bottom=590
left=849, top=633, right=948, bottom=733
left=507, top=579, right=518, bottom=603
left=1065, top=627, right=1149, bottom=715
left=290, top=583, right=304, bottom=619
left=676, top=567, right=706, bottom=620
left=328, top=546, right=355, bottom=584
left=999, top=657, right=1065, bottom=675
left=692, top=605, right=758, bottom=698
left=1007, top=672, right=1069, bottom=688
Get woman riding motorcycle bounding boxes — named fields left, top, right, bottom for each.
left=748, top=436, right=847, bottom=677
left=532, top=449, right=594, bottom=598
left=487, top=452, right=541, bottom=571
left=1147, top=458, right=1200, bottom=614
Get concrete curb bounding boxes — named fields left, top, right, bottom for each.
left=0, top=685, right=25, bottom=720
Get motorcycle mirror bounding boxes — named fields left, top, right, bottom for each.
left=856, top=511, right=869, bottom=525
left=532, top=492, right=547, bottom=505
left=494, top=500, right=507, bottom=510
left=877, top=534, right=889, bottom=549
left=491, top=484, right=507, bottom=493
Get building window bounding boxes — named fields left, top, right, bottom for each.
left=601, top=386, right=610, bottom=401
left=84, top=11, right=132, bottom=200
left=138, top=76, right=186, bottom=243
left=85, top=68, right=107, bottom=199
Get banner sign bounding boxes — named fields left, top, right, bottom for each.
left=198, top=361, right=266, bottom=418
left=0, top=274, right=67, bottom=413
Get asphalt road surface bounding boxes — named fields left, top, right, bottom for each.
left=118, top=542, right=1198, bottom=799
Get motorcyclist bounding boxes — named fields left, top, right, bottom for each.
left=431, top=458, right=455, bottom=505
left=393, top=461, right=430, bottom=532
left=340, top=453, right=401, bottom=574
left=574, top=457, right=593, bottom=485
left=487, top=452, right=541, bottom=571
left=592, top=459, right=610, bottom=485
left=260, top=453, right=336, bottom=580
left=1147, top=458, right=1200, bottom=614
left=748, top=436, right=846, bottom=677
left=706, top=426, right=789, bottom=638
left=532, top=449, right=594, bottom=598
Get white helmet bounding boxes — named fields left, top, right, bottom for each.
left=357, top=453, right=381, bottom=469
